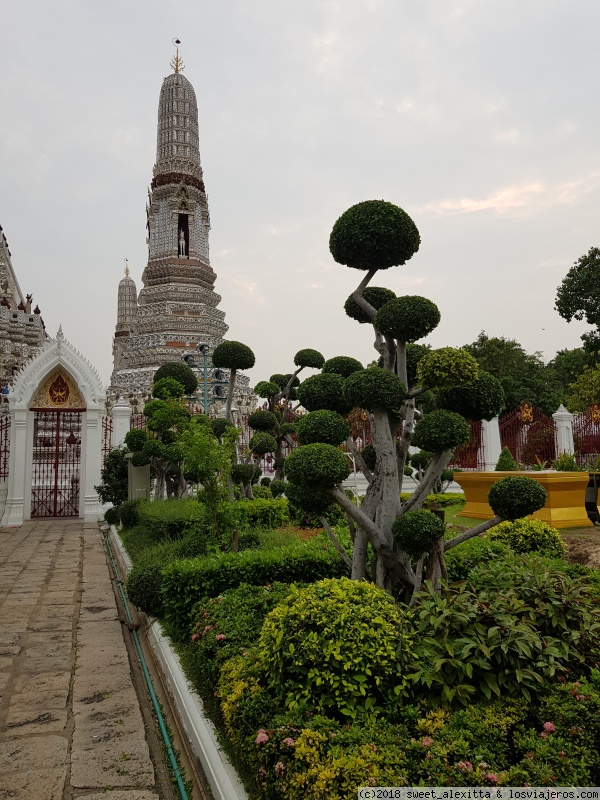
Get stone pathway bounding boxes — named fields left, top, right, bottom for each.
left=0, top=520, right=160, bottom=800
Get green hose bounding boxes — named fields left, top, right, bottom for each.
left=103, top=530, right=190, bottom=800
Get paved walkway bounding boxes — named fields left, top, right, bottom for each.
left=0, top=519, right=160, bottom=800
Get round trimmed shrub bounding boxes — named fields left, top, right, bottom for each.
left=153, top=362, right=198, bottom=395
left=270, top=479, right=287, bottom=498
left=488, top=476, right=547, bottom=520
left=437, top=371, right=505, bottom=421
left=392, top=509, right=445, bottom=558
left=409, top=450, right=432, bottom=470
left=412, top=410, right=471, bottom=452
left=254, top=380, right=279, bottom=398
left=279, top=422, right=296, bottom=436
left=231, top=463, right=257, bottom=484
left=249, top=432, right=277, bottom=455
left=360, top=443, right=376, bottom=472
left=345, top=367, right=406, bottom=412
left=294, top=348, right=325, bottom=369
left=152, top=377, right=186, bottom=400
left=374, top=296, right=441, bottom=342
left=210, top=417, right=234, bottom=439
left=119, top=499, right=144, bottom=529
left=260, top=476, right=272, bottom=486
left=322, top=355, right=364, bottom=378
left=269, top=373, right=287, bottom=388
left=296, top=410, right=350, bottom=446
left=124, top=428, right=148, bottom=452
left=212, top=341, right=255, bottom=370
left=417, top=347, right=479, bottom=389
left=329, top=200, right=421, bottom=271
left=495, top=446, right=518, bottom=471
left=344, top=286, right=396, bottom=324
left=297, top=373, right=350, bottom=415
left=104, top=507, right=120, bottom=526
left=257, top=577, right=414, bottom=720
left=284, top=481, right=335, bottom=514
left=285, top=443, right=350, bottom=488
left=248, top=410, right=277, bottom=432
left=486, top=519, right=565, bottom=558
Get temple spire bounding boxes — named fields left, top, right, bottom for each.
left=170, top=38, right=185, bottom=74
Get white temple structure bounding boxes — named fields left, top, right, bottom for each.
left=108, top=49, right=250, bottom=411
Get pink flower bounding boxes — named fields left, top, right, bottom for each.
left=216, top=634, right=226, bottom=642
left=457, top=761, right=474, bottom=772
left=486, top=773, right=499, bottom=784
left=282, top=737, right=295, bottom=747
left=559, top=751, right=566, bottom=758
left=191, top=633, right=199, bottom=641
left=274, top=761, right=285, bottom=775
left=540, top=732, right=548, bottom=739
left=368, top=777, right=377, bottom=785
left=543, top=722, right=556, bottom=733
left=421, top=737, right=434, bottom=747
left=255, top=730, right=269, bottom=745
left=478, top=762, right=489, bottom=769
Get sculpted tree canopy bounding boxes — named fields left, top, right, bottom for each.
left=253, top=199, right=543, bottom=601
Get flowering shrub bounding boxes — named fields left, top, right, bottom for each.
left=486, top=518, right=566, bottom=558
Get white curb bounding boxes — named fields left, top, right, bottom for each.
left=109, top=525, right=248, bottom=800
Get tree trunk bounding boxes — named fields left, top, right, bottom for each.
left=225, top=369, right=237, bottom=422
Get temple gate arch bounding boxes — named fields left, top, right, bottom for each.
left=1, top=327, right=106, bottom=526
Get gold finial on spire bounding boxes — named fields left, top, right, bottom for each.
left=170, top=38, right=185, bottom=73
left=124, top=258, right=130, bottom=277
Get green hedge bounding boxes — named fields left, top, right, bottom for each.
left=162, top=541, right=348, bottom=637
left=232, top=498, right=289, bottom=529
left=138, top=498, right=208, bottom=541
left=400, top=491, right=465, bottom=507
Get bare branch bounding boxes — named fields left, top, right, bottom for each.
left=319, top=517, right=352, bottom=569
left=350, top=268, right=378, bottom=320
left=397, top=398, right=415, bottom=494
left=396, top=341, right=408, bottom=388
left=408, top=556, right=424, bottom=607
left=444, top=516, right=503, bottom=551
left=403, top=450, right=453, bottom=512
left=346, top=436, right=373, bottom=484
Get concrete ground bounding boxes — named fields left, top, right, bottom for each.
left=0, top=519, right=161, bottom=800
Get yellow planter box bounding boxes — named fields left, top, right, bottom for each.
left=455, top=471, right=593, bottom=529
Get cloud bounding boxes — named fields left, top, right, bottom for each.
left=420, top=172, right=600, bottom=217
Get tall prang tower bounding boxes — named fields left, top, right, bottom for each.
left=109, top=49, right=248, bottom=410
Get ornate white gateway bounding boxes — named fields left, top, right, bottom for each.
left=1, top=327, right=106, bottom=526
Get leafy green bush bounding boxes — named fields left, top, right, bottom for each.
left=285, top=443, right=350, bottom=488
left=212, top=340, right=256, bottom=370
left=495, top=446, right=518, bottom=471
left=189, top=582, right=292, bottom=695
left=412, top=410, right=471, bottom=452
left=251, top=485, right=273, bottom=500
left=407, top=553, right=600, bottom=706
left=249, top=432, right=277, bottom=455
left=392, top=510, right=445, bottom=558
left=104, top=507, right=121, bottom=527
left=248, top=410, right=277, bottom=432
left=322, top=356, right=363, bottom=378
left=137, top=498, right=208, bottom=541
left=270, top=479, right=286, bottom=498
left=329, top=199, right=420, bottom=271
left=294, top=348, right=325, bottom=369
left=295, top=410, right=350, bottom=446
left=233, top=498, right=289, bottom=529
left=126, top=539, right=191, bottom=616
left=162, top=540, right=348, bottom=636
left=401, top=492, right=465, bottom=507
left=238, top=530, right=260, bottom=550
left=374, top=295, right=441, bottom=343
left=297, top=373, right=350, bottom=415
left=95, top=446, right=128, bottom=506
left=417, top=347, right=479, bottom=389
left=256, top=577, right=414, bottom=721
left=444, top=537, right=511, bottom=581
left=345, top=367, right=406, bottom=412
left=119, top=498, right=144, bottom=529
left=437, top=371, right=505, bottom=422
left=153, top=361, right=197, bottom=395
left=488, top=476, right=547, bottom=519
left=487, top=518, right=566, bottom=558
left=344, top=286, right=396, bottom=324
left=552, top=452, right=584, bottom=471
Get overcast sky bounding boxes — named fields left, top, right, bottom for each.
left=1, top=1, right=598, bottom=390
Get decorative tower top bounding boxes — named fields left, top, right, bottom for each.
left=170, top=38, right=185, bottom=74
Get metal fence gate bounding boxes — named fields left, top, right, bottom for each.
left=0, top=414, right=10, bottom=481
left=573, top=404, right=600, bottom=466
left=499, top=402, right=557, bottom=467
left=31, top=410, right=83, bottom=518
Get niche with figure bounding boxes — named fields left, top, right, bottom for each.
left=177, top=213, right=189, bottom=258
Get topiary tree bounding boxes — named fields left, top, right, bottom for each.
left=279, top=199, right=548, bottom=600
left=212, top=340, right=256, bottom=422
left=153, top=362, right=198, bottom=395
left=495, top=446, right=518, bottom=471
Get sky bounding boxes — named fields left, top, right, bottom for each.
left=1, top=0, right=599, bottom=390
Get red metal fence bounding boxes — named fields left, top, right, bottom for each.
left=449, top=419, right=485, bottom=470
left=0, top=414, right=10, bottom=480
left=573, top=404, right=600, bottom=466
left=31, top=410, right=82, bottom=518
left=499, top=402, right=556, bottom=467
left=130, top=414, right=147, bottom=431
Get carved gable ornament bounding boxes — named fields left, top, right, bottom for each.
left=30, top=369, right=85, bottom=409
